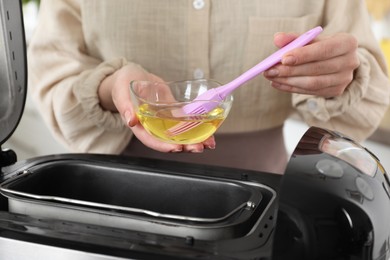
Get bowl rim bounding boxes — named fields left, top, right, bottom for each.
left=129, top=79, right=233, bottom=106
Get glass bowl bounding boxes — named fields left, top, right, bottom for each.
left=129, top=79, right=233, bottom=144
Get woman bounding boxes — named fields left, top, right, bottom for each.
left=28, top=0, right=390, bottom=173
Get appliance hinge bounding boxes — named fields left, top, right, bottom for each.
left=0, top=147, right=17, bottom=168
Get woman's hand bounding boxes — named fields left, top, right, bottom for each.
left=98, top=64, right=215, bottom=153
left=264, top=32, right=360, bottom=98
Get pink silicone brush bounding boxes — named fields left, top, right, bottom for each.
left=167, top=26, right=323, bottom=136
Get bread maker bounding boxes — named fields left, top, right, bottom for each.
left=1, top=1, right=390, bottom=259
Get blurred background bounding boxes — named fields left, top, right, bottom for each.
left=3, top=0, right=390, bottom=171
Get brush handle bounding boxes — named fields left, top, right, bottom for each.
left=217, top=26, right=323, bottom=99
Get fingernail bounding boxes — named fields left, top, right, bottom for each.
left=190, top=149, right=203, bottom=153
left=172, top=148, right=183, bottom=153
left=206, top=144, right=216, bottom=150
left=124, top=111, right=132, bottom=126
left=265, top=69, right=279, bottom=77
left=282, top=56, right=296, bottom=65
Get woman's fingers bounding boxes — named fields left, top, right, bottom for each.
left=130, top=124, right=184, bottom=152
left=281, top=33, right=358, bottom=65
left=264, top=32, right=359, bottom=98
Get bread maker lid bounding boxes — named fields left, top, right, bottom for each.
left=272, top=126, right=390, bottom=259
left=0, top=0, right=27, bottom=146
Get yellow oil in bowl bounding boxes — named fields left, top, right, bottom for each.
left=137, top=104, right=226, bottom=144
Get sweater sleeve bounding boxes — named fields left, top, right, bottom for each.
left=28, top=0, right=132, bottom=153
left=292, top=0, right=390, bottom=142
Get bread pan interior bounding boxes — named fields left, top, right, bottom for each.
left=1, top=160, right=263, bottom=222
